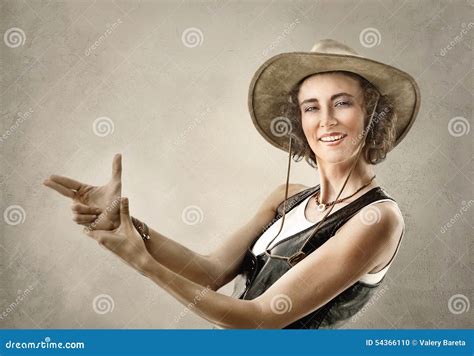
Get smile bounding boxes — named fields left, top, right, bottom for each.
left=319, top=134, right=347, bottom=146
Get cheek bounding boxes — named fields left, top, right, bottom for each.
left=300, top=115, right=315, bottom=135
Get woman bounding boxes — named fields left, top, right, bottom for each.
left=44, top=39, right=420, bottom=329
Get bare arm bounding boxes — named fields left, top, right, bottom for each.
left=135, top=200, right=403, bottom=329
left=136, top=183, right=308, bottom=291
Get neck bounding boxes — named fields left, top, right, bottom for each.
left=316, top=157, right=376, bottom=203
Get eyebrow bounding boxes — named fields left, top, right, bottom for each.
left=299, top=92, right=355, bottom=107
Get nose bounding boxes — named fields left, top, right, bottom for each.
left=320, top=107, right=337, bottom=128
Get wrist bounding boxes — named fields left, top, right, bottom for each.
left=132, top=216, right=151, bottom=241
left=138, top=251, right=156, bottom=276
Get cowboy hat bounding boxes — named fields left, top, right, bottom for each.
left=248, top=39, right=421, bottom=154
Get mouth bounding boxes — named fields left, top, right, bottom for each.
left=318, top=134, right=347, bottom=146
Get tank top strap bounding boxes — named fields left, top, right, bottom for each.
left=301, top=186, right=397, bottom=253
left=275, top=185, right=320, bottom=218
left=326, top=187, right=396, bottom=239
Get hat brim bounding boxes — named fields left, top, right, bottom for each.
left=248, top=52, right=421, bottom=154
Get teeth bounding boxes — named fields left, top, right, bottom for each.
left=320, top=134, right=345, bottom=142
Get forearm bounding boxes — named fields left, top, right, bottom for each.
left=139, top=255, right=263, bottom=329
left=133, top=217, right=222, bottom=290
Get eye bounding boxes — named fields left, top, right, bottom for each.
left=335, top=101, right=352, bottom=107
left=303, top=106, right=318, bottom=112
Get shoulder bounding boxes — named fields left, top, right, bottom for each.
left=261, top=183, right=310, bottom=214
left=272, top=183, right=310, bottom=211
left=359, top=199, right=405, bottom=231
left=336, top=199, right=405, bottom=261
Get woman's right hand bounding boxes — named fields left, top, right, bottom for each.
left=43, top=154, right=123, bottom=231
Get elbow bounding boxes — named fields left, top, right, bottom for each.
left=215, top=300, right=282, bottom=329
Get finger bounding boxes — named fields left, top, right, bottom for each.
left=71, top=202, right=102, bottom=215
left=112, top=153, right=122, bottom=181
left=120, top=197, right=131, bottom=226
left=49, top=175, right=83, bottom=190
left=73, top=214, right=98, bottom=224
left=43, top=179, right=75, bottom=199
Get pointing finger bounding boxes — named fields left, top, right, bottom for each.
left=72, top=202, right=102, bottom=215
left=73, top=214, right=98, bottom=224
left=43, top=179, right=75, bottom=199
left=49, top=175, right=83, bottom=190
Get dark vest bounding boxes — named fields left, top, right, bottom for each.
left=231, top=185, right=397, bottom=329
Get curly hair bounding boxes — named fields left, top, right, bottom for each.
left=284, top=70, right=397, bottom=169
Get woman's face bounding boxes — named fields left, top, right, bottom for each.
left=297, top=72, right=366, bottom=165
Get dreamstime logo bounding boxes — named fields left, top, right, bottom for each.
left=0, top=284, right=35, bottom=320
left=447, top=116, right=470, bottom=137
left=85, top=18, right=123, bottom=56
left=92, top=294, right=115, bottom=314
left=181, top=27, right=204, bottom=48
left=270, top=294, right=292, bottom=314
left=84, top=198, right=121, bottom=233
left=440, top=200, right=473, bottom=234
left=359, top=27, right=381, bottom=48
left=3, top=205, right=26, bottom=226
left=181, top=205, right=204, bottom=225
left=92, top=117, right=115, bottom=137
left=350, top=107, right=390, bottom=147
left=174, top=107, right=212, bottom=146
left=351, top=285, right=389, bottom=323
left=261, top=18, right=301, bottom=57
left=270, top=116, right=292, bottom=137
left=4, top=27, right=26, bottom=48
left=359, top=205, right=381, bottom=225
left=440, top=22, right=474, bottom=56
left=173, top=286, right=212, bottom=324
left=448, top=294, right=470, bottom=315
left=0, top=108, right=34, bottom=144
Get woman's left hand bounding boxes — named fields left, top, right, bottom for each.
left=84, top=197, right=150, bottom=273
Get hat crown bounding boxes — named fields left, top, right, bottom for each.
left=310, top=39, right=360, bottom=57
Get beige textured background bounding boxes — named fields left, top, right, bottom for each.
left=0, top=0, right=472, bottom=329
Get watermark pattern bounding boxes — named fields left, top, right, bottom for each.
left=359, top=27, right=381, bottom=48
left=84, top=18, right=123, bottom=56
left=92, top=294, right=115, bottom=314
left=3, top=205, right=26, bottom=226
left=261, top=18, right=300, bottom=58
left=0, top=285, right=35, bottom=320
left=174, top=107, right=212, bottom=146
left=84, top=198, right=121, bottom=233
left=181, top=27, right=204, bottom=48
left=270, top=294, right=292, bottom=314
left=173, top=286, right=212, bottom=324
left=447, top=116, right=470, bottom=137
left=440, top=200, right=473, bottom=234
left=270, top=116, right=293, bottom=137
left=448, top=294, right=470, bottom=315
left=359, top=205, right=381, bottom=225
left=92, top=117, right=115, bottom=137
left=440, top=22, right=474, bottom=57
left=4, top=27, right=26, bottom=48
left=181, top=205, right=204, bottom=225
left=351, top=285, right=389, bottom=323
left=349, top=107, right=391, bottom=147
left=0, top=108, right=34, bottom=144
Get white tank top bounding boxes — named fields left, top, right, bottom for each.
left=251, top=194, right=405, bottom=285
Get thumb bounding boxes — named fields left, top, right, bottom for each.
left=111, top=153, right=122, bottom=181
left=120, top=197, right=132, bottom=226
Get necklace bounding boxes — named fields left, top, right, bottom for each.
left=314, top=175, right=376, bottom=212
